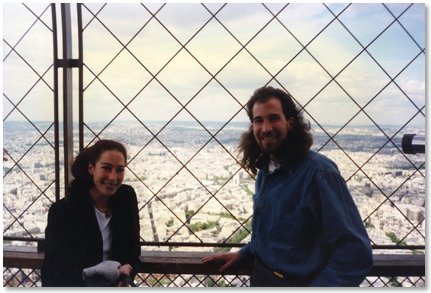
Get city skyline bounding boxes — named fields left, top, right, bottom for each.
left=3, top=121, right=425, bottom=248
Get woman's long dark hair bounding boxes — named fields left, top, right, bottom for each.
left=238, top=86, right=313, bottom=175
left=69, top=139, right=127, bottom=193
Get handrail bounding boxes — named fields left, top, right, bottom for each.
left=3, top=245, right=425, bottom=277
left=2, top=236, right=425, bottom=251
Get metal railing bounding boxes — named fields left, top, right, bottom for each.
left=3, top=239, right=426, bottom=287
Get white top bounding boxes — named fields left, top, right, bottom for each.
left=94, top=207, right=113, bottom=261
left=268, top=160, right=281, bottom=173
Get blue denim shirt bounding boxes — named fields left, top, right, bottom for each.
left=240, top=150, right=372, bottom=286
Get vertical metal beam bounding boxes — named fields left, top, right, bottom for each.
left=61, top=3, right=74, bottom=194
left=51, top=4, right=60, bottom=202
left=77, top=4, right=84, bottom=152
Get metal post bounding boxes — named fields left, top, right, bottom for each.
left=61, top=3, right=74, bottom=194
left=77, top=4, right=84, bottom=152
left=51, top=4, right=60, bottom=201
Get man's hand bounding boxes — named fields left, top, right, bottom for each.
left=202, top=252, right=242, bottom=272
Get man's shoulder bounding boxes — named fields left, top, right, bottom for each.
left=303, top=150, right=339, bottom=173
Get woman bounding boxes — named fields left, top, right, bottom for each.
left=41, top=140, right=141, bottom=286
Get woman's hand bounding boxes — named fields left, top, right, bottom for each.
left=118, top=263, right=133, bottom=276
left=117, top=264, right=133, bottom=287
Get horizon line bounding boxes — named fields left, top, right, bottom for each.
left=2, top=120, right=424, bottom=128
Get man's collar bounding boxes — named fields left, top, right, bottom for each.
left=256, top=153, right=295, bottom=174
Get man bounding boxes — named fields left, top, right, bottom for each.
left=202, top=86, right=372, bottom=287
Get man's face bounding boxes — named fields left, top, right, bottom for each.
left=252, top=97, right=293, bottom=158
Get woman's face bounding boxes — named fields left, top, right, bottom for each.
left=88, top=150, right=126, bottom=198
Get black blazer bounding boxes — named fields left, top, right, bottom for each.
left=41, top=184, right=141, bottom=287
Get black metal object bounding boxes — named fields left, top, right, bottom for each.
left=402, top=134, right=425, bottom=154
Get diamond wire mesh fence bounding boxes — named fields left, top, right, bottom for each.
left=77, top=2, right=425, bottom=251
left=3, top=3, right=58, bottom=244
left=2, top=2, right=426, bottom=287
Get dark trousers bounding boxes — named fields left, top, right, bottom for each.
left=250, top=257, right=313, bottom=287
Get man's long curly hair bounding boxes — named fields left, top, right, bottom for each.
left=238, top=86, right=313, bottom=175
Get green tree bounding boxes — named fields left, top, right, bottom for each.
left=165, top=218, right=174, bottom=227
left=386, top=231, right=407, bottom=246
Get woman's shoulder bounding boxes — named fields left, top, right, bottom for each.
left=47, top=196, right=77, bottom=221
left=50, top=196, right=72, bottom=210
left=116, top=184, right=137, bottom=197
left=110, top=185, right=138, bottom=214
left=112, top=184, right=137, bottom=202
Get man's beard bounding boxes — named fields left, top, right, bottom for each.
left=259, top=141, right=280, bottom=155
left=258, top=135, right=289, bottom=161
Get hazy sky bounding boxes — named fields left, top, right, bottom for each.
left=2, top=2, right=427, bottom=128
